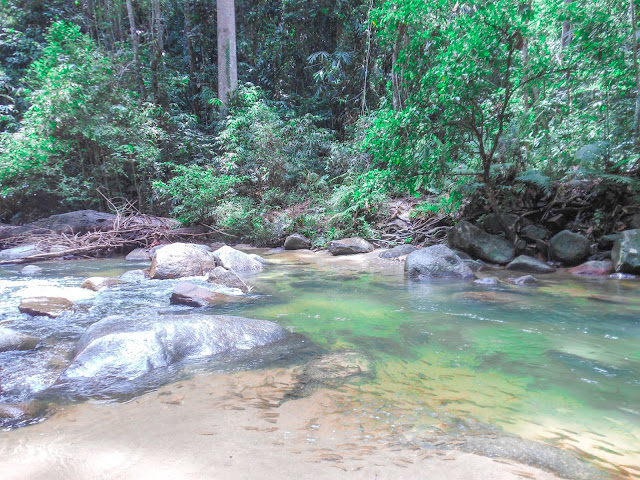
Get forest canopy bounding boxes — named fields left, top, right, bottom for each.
left=0, top=0, right=638, bottom=244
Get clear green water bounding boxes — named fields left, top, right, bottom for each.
left=1, top=251, right=639, bottom=477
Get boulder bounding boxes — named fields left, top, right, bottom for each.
left=550, top=230, right=590, bottom=265
left=379, top=244, right=417, bottom=259
left=58, top=314, right=287, bottom=384
left=612, top=229, right=640, bottom=274
left=506, top=255, right=556, bottom=274
left=81, top=277, right=124, bottom=291
left=119, top=269, right=148, bottom=282
left=0, top=245, right=44, bottom=261
left=284, top=350, right=373, bottom=401
left=463, top=259, right=486, bottom=272
left=9, top=210, right=116, bottom=236
left=20, top=265, right=43, bottom=275
left=125, top=248, right=152, bottom=261
left=478, top=213, right=521, bottom=235
left=598, top=234, right=620, bottom=250
left=520, top=225, right=548, bottom=242
left=284, top=234, right=312, bottom=250
left=448, top=220, right=515, bottom=265
left=0, top=327, right=39, bottom=352
left=207, top=266, right=250, bottom=293
left=149, top=243, right=218, bottom=279
left=328, top=237, right=374, bottom=256
left=506, top=275, right=538, bottom=286
left=170, top=281, right=234, bottom=307
left=212, top=246, right=265, bottom=272
left=19, top=297, right=73, bottom=317
left=405, top=245, right=474, bottom=279
left=568, top=260, right=614, bottom=276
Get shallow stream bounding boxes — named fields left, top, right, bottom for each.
left=1, top=250, right=639, bottom=478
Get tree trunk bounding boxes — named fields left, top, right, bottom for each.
left=631, top=0, right=640, bottom=147
left=150, top=0, right=168, bottom=109
left=217, top=0, right=238, bottom=105
left=391, top=23, right=406, bottom=111
left=184, top=0, right=200, bottom=116
left=126, top=0, right=146, bottom=98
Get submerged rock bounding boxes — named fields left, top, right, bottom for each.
left=448, top=220, right=515, bottom=265
left=568, top=260, right=614, bottom=276
left=0, top=327, right=39, bottom=352
left=474, top=277, right=499, bottom=285
left=19, top=297, right=73, bottom=317
left=149, top=242, right=218, bottom=279
left=610, top=272, right=637, bottom=280
left=207, top=266, right=250, bottom=293
left=506, top=255, right=555, bottom=274
left=550, top=230, right=590, bottom=265
left=212, top=245, right=265, bottom=272
left=81, top=277, right=124, bottom=291
left=20, top=265, right=43, bottom=275
left=379, top=244, right=417, bottom=259
left=119, top=269, right=148, bottom=282
left=507, top=275, right=538, bottom=286
left=612, top=229, right=640, bottom=274
left=405, top=245, right=473, bottom=279
left=170, top=281, right=235, bottom=307
left=328, top=237, right=374, bottom=256
left=58, top=314, right=287, bottom=385
left=284, top=234, right=311, bottom=250
left=284, top=350, right=373, bottom=401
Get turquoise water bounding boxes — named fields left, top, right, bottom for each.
left=0, top=251, right=639, bottom=477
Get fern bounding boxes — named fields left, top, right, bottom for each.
left=516, top=169, right=552, bottom=194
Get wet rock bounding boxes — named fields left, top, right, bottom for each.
left=458, top=291, right=510, bottom=303
left=284, top=234, right=312, bottom=250
left=405, top=245, right=474, bottom=279
left=81, top=277, right=124, bottom=291
left=478, top=213, right=521, bottom=235
left=125, top=248, right=152, bottom=261
left=506, top=255, right=555, bottom=274
left=463, top=259, right=486, bottom=272
left=58, top=314, right=287, bottom=385
left=149, top=242, right=218, bottom=279
left=568, top=260, right=614, bottom=276
left=284, top=350, right=373, bottom=401
left=19, top=297, right=73, bottom=317
left=610, top=272, right=637, bottom=280
left=612, top=229, right=640, bottom=274
left=212, top=246, right=265, bottom=272
left=0, top=244, right=44, bottom=260
left=520, top=225, right=547, bottom=242
left=328, top=237, right=374, bottom=256
left=9, top=210, right=116, bottom=236
left=20, top=265, right=43, bottom=275
left=0, top=326, right=39, bottom=352
left=598, top=233, right=620, bottom=250
left=550, top=230, right=590, bottom=266
left=170, top=281, right=234, bottom=307
left=507, top=275, right=538, bottom=286
left=474, top=277, right=499, bottom=285
left=449, top=220, right=515, bottom=265
left=119, top=269, right=148, bottom=282
left=379, top=244, right=417, bottom=259
left=207, top=266, right=250, bottom=293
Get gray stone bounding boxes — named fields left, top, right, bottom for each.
left=448, top=220, right=515, bottom=265
left=610, top=272, right=637, bottom=280
left=19, top=297, right=73, bottom=317
left=328, top=237, right=375, bottom=256
left=0, top=244, right=44, bottom=260
left=59, top=314, right=287, bottom=384
left=284, top=234, right=312, bottom=250
left=119, top=269, right=148, bottom=282
left=550, top=230, right=590, bottom=266
left=0, top=327, right=39, bottom=352
left=478, top=213, right=521, bottom=235
left=81, top=277, right=124, bottom=291
left=20, top=265, right=43, bottom=275
left=474, top=277, right=499, bottom=285
left=520, top=225, right=547, bottom=242
left=568, top=260, right=614, bottom=276
left=170, top=281, right=234, bottom=307
left=506, top=255, right=556, bottom=274
left=379, top=244, right=417, bottom=259
left=612, top=229, right=640, bottom=274
left=405, top=245, right=474, bottom=279
left=207, top=266, right=250, bottom=293
left=125, top=248, right=152, bottom=261
left=463, top=259, right=486, bottom=272
left=149, top=243, right=218, bottom=279
left=212, top=246, right=265, bottom=272
left=507, top=275, right=538, bottom=285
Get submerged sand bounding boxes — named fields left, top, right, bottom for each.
left=0, top=368, right=561, bottom=480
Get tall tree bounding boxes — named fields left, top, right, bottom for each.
left=217, top=0, right=237, bottom=104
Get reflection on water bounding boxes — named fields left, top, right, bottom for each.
left=1, top=251, right=639, bottom=477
